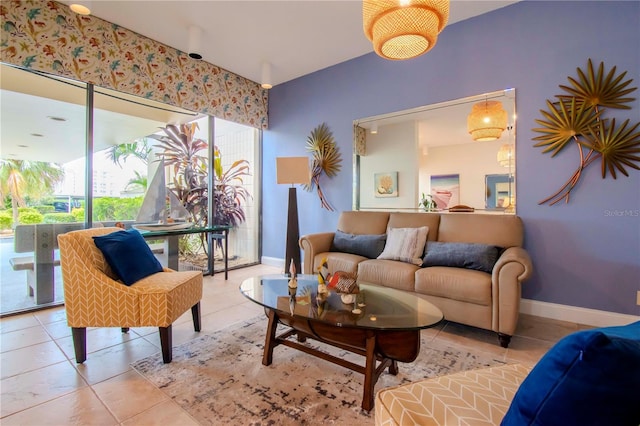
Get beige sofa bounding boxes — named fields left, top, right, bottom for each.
left=299, top=211, right=533, bottom=347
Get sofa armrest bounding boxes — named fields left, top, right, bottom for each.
left=494, top=247, right=533, bottom=280
left=491, top=247, right=534, bottom=337
left=299, top=232, right=335, bottom=274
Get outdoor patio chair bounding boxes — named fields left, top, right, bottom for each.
left=57, top=227, right=203, bottom=363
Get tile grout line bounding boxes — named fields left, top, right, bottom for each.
left=123, top=369, right=200, bottom=425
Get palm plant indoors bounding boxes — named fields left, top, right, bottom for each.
left=109, top=122, right=251, bottom=267
left=149, top=122, right=251, bottom=260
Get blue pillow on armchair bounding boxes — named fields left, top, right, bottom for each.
left=501, top=321, right=640, bottom=426
left=93, top=229, right=163, bottom=286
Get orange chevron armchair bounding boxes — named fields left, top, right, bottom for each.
left=57, top=227, right=203, bottom=364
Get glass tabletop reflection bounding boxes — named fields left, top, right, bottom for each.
left=240, top=274, right=443, bottom=331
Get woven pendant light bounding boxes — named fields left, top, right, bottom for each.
left=467, top=100, right=508, bottom=141
left=363, top=0, right=450, bottom=60
left=497, top=144, right=515, bottom=167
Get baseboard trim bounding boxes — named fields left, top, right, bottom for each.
left=520, top=298, right=640, bottom=327
left=260, top=257, right=639, bottom=327
left=261, top=256, right=306, bottom=273
left=261, top=257, right=283, bottom=270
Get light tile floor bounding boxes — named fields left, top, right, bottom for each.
left=1, top=264, right=589, bottom=425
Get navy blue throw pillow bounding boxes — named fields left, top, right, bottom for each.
left=331, top=230, right=387, bottom=259
left=421, top=241, right=501, bottom=273
left=93, top=229, right=163, bottom=286
left=502, top=321, right=640, bottom=426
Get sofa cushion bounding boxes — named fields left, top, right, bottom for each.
left=438, top=214, right=524, bottom=248
left=93, top=229, right=163, bottom=286
left=422, top=241, right=501, bottom=273
left=387, top=212, right=441, bottom=241
left=502, top=321, right=640, bottom=426
left=357, top=259, right=419, bottom=292
left=337, top=211, right=390, bottom=235
left=377, top=226, right=429, bottom=266
left=331, top=230, right=387, bottom=259
left=415, top=266, right=492, bottom=305
left=314, top=252, right=364, bottom=276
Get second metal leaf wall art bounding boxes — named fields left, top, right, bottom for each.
left=532, top=59, right=640, bottom=205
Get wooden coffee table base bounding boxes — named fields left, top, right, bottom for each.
left=261, top=308, right=421, bottom=411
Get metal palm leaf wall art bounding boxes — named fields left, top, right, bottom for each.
left=304, top=123, right=342, bottom=211
left=533, top=59, right=640, bottom=205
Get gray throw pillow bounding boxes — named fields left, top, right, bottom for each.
left=331, top=230, right=387, bottom=259
left=421, top=241, right=502, bottom=273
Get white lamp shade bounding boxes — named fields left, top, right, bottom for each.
left=276, top=157, right=311, bottom=185
left=70, top=1, right=92, bottom=15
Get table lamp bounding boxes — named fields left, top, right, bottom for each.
left=276, top=157, right=311, bottom=276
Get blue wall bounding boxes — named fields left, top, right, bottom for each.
left=263, top=1, right=640, bottom=316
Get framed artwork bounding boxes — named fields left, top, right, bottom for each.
left=374, top=172, right=398, bottom=197
left=430, top=174, right=460, bottom=209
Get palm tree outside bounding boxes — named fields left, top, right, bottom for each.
left=107, top=138, right=151, bottom=167
left=0, top=159, right=65, bottom=225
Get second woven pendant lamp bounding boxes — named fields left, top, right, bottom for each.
left=467, top=100, right=508, bottom=141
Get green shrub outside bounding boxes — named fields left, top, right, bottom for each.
left=33, top=205, right=55, bottom=214
left=115, top=197, right=143, bottom=220
left=18, top=210, right=43, bottom=224
left=0, top=211, right=12, bottom=229
left=43, top=213, right=76, bottom=223
left=179, top=234, right=205, bottom=256
left=71, top=207, right=84, bottom=222
left=92, top=198, right=116, bottom=221
left=93, top=197, right=143, bottom=221
left=4, top=198, right=143, bottom=226
left=18, top=206, right=37, bottom=215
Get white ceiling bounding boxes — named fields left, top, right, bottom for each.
left=77, top=0, right=519, bottom=87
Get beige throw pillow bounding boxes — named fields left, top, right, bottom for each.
left=377, top=226, right=429, bottom=265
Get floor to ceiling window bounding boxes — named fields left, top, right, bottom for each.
left=1, top=64, right=261, bottom=316
left=1, top=64, right=87, bottom=315
left=213, top=118, right=261, bottom=270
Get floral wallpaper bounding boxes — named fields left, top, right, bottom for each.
left=0, top=0, right=268, bottom=129
left=354, top=125, right=366, bottom=156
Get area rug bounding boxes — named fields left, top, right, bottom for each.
left=131, top=316, right=506, bottom=425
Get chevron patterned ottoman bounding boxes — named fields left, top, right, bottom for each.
left=374, top=363, right=532, bottom=426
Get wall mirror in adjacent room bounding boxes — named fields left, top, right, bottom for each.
left=485, top=173, right=515, bottom=210
left=353, top=88, right=516, bottom=213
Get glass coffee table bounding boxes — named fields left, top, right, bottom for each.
left=240, top=274, right=444, bottom=411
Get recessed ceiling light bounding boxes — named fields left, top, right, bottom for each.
left=30, top=133, right=43, bottom=137
left=47, top=116, right=67, bottom=122
left=70, top=2, right=91, bottom=15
